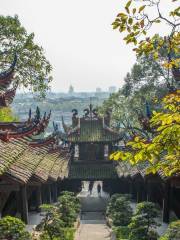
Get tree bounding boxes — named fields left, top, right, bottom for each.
left=160, top=220, right=180, bottom=240
left=0, top=107, right=18, bottom=121
left=128, top=202, right=160, bottom=240
left=0, top=216, right=31, bottom=240
left=111, top=90, right=180, bottom=176
left=100, top=54, right=169, bottom=130
left=0, top=15, right=52, bottom=97
left=109, top=0, right=180, bottom=177
left=112, top=0, right=180, bottom=73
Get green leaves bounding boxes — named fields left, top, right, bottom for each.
left=0, top=107, right=19, bottom=122
left=111, top=91, right=180, bottom=177
left=133, top=8, right=136, bottom=14
left=160, top=220, right=180, bottom=240
left=0, top=216, right=31, bottom=240
left=37, top=191, right=79, bottom=240
left=112, top=0, right=180, bottom=69
left=138, top=5, right=146, bottom=13
left=129, top=202, right=160, bottom=240
left=126, top=0, right=132, bottom=9
left=0, top=15, right=52, bottom=97
left=107, top=195, right=133, bottom=227
left=125, top=0, right=132, bottom=13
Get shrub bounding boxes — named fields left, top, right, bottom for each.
left=36, top=191, right=79, bottom=240
left=128, top=202, right=160, bottom=240
left=159, top=220, right=180, bottom=240
left=106, top=194, right=132, bottom=218
left=113, top=226, right=129, bottom=239
left=57, top=192, right=80, bottom=227
left=107, top=196, right=133, bottom=226
left=40, top=227, right=75, bottom=240
left=0, top=216, right=31, bottom=240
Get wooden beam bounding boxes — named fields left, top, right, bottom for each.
left=28, top=181, right=41, bottom=187
left=0, top=184, right=19, bottom=192
left=20, top=185, right=28, bottom=224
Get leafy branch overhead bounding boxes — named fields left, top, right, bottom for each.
left=112, top=0, right=180, bottom=69
left=0, top=15, right=53, bottom=97
left=111, top=90, right=180, bottom=176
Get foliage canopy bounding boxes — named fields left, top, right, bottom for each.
left=111, top=90, right=180, bottom=176
left=112, top=0, right=180, bottom=70
left=0, top=107, right=18, bottom=122
left=0, top=15, right=52, bottom=97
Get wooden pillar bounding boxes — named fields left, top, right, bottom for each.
left=129, top=179, right=133, bottom=196
left=41, top=185, right=46, bottom=204
left=163, top=182, right=171, bottom=223
left=146, top=181, right=153, bottom=202
left=141, top=185, right=147, bottom=201
left=57, top=182, right=61, bottom=196
left=136, top=181, right=144, bottom=203
left=46, top=184, right=52, bottom=204
left=36, top=186, right=42, bottom=212
left=15, top=191, right=21, bottom=214
left=53, top=183, right=58, bottom=202
left=20, top=185, right=28, bottom=224
left=131, top=180, right=136, bottom=200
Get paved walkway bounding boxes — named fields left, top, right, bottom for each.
left=75, top=181, right=111, bottom=240
left=75, top=220, right=111, bottom=240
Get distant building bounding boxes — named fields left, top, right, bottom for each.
left=68, top=85, right=74, bottom=95
left=96, top=87, right=102, bottom=93
left=109, top=86, right=116, bottom=93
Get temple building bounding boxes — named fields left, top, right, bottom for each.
left=60, top=104, right=123, bottom=180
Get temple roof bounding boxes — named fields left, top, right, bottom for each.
left=0, top=135, right=70, bottom=184
left=0, top=108, right=51, bottom=142
left=60, top=104, right=123, bottom=143
left=0, top=86, right=17, bottom=107
left=0, top=55, right=70, bottom=185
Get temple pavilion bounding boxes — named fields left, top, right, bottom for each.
left=60, top=104, right=123, bottom=180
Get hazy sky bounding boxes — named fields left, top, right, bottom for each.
left=1, top=0, right=175, bottom=92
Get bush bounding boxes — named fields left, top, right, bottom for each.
left=106, top=194, right=132, bottom=218
left=106, top=195, right=133, bottom=226
left=57, top=191, right=80, bottom=227
left=36, top=191, right=79, bottom=240
left=0, top=216, right=31, bottom=240
left=159, top=220, right=180, bottom=240
left=113, top=226, right=129, bottom=239
left=40, top=227, right=75, bottom=240
left=128, top=202, right=160, bottom=240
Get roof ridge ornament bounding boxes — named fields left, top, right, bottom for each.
left=83, top=104, right=98, bottom=119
